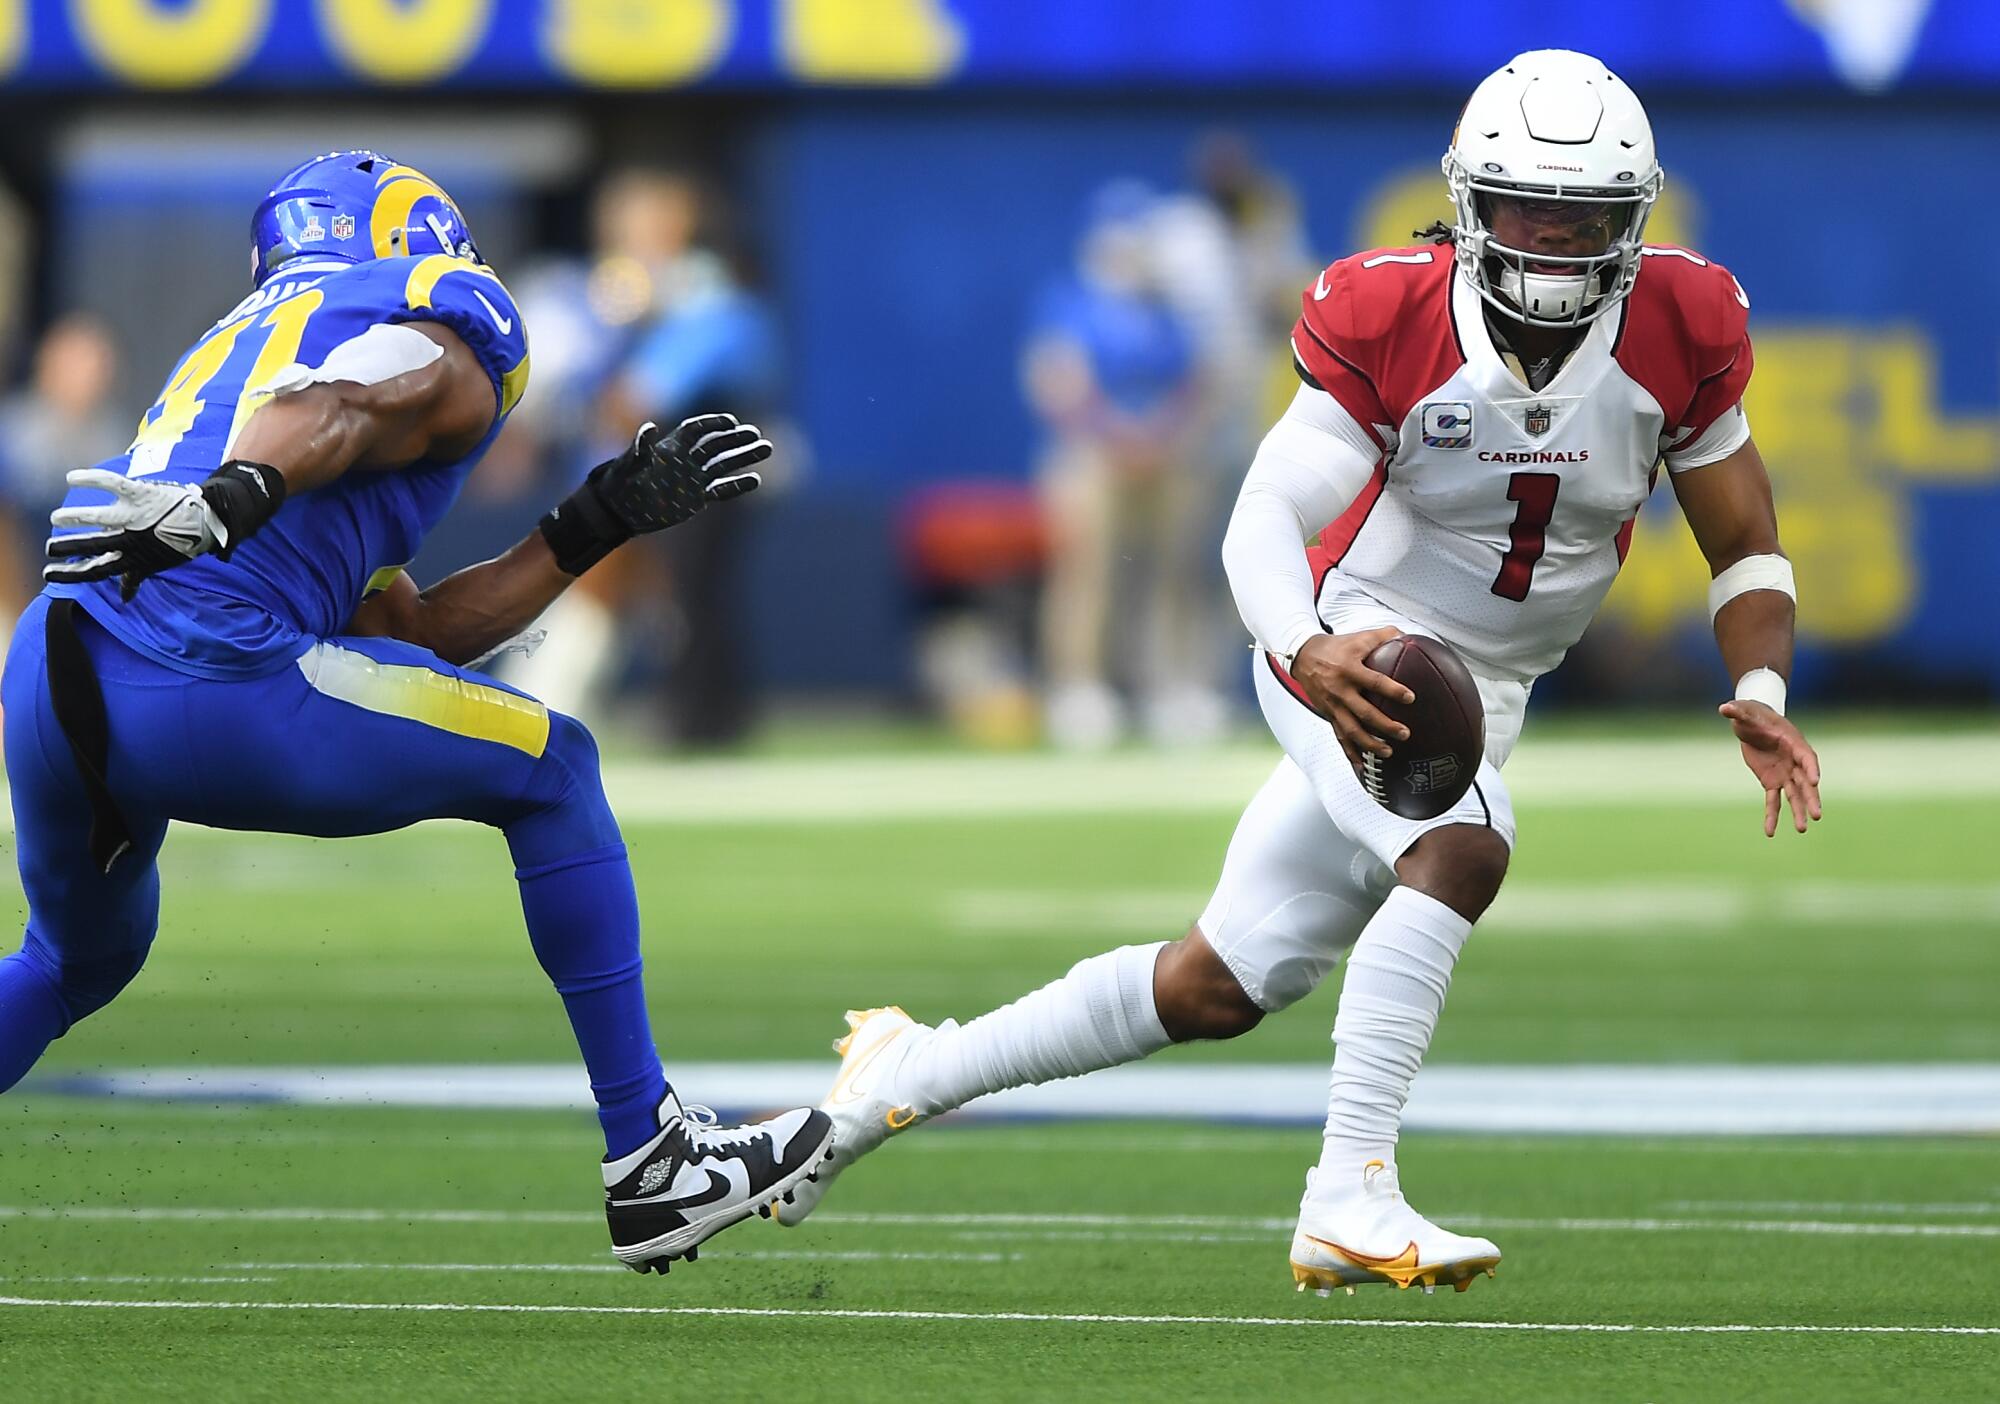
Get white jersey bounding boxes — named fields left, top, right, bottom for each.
left=1289, top=242, right=1754, bottom=684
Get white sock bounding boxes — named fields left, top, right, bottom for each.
left=1314, top=887, right=1472, bottom=1193
left=897, top=943, right=1170, bottom=1115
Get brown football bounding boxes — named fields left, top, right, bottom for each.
left=1359, top=634, right=1486, bottom=820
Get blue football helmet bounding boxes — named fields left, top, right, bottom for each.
left=250, top=149, right=481, bottom=288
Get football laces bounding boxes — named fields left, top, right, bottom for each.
left=1361, top=752, right=1389, bottom=804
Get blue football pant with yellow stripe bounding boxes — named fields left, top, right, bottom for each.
left=0, top=594, right=669, bottom=1157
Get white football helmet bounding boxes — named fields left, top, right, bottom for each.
left=1443, top=49, right=1663, bottom=327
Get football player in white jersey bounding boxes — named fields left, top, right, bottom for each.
left=779, top=50, right=1823, bottom=1294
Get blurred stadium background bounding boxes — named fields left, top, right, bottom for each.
left=1, top=3, right=1997, bottom=1400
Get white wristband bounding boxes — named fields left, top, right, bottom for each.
left=1734, top=667, right=1787, bottom=715
left=1708, top=553, right=1796, bottom=623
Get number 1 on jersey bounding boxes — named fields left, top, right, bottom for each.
left=1491, top=471, right=1560, bottom=602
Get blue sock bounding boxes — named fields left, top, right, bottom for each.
left=514, top=843, right=668, bottom=1159
left=0, top=943, right=70, bottom=1094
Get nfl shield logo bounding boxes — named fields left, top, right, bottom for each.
left=331, top=214, right=355, bottom=241
left=1524, top=404, right=1553, bottom=437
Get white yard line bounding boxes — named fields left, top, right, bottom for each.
left=945, top=880, right=2000, bottom=937
left=941, top=1229, right=1280, bottom=1245
left=223, top=1251, right=1020, bottom=1271
left=1665, top=1200, right=2000, bottom=1217
left=0, top=1295, right=1993, bottom=1335
left=6, top=1275, right=277, bottom=1285
left=3, top=733, right=1994, bottom=830
left=4, top=1127, right=594, bottom=1150
left=11, top=1120, right=1968, bottom=1168
left=817, top=1211, right=1295, bottom=1230
left=0, top=1205, right=599, bottom=1224
left=1450, top=1216, right=2000, bottom=1240
left=37, top=1062, right=2000, bottom=1134
left=4, top=1125, right=1981, bottom=1158
left=10, top=1205, right=2000, bottom=1241
left=590, top=734, right=2000, bottom=821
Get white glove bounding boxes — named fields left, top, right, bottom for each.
left=46, top=464, right=281, bottom=599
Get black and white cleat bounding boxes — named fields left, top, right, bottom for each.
left=603, top=1092, right=835, bottom=1275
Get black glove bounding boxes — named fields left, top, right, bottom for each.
left=539, top=414, right=771, bottom=576
left=45, top=460, right=287, bottom=600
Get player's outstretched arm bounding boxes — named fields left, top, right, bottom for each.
left=346, top=415, right=771, bottom=665
left=46, top=323, right=496, bottom=599
left=1670, top=437, right=1822, bottom=837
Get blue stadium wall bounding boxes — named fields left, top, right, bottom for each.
left=744, top=95, right=2000, bottom=699
left=20, top=0, right=1997, bottom=700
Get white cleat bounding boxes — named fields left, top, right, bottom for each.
left=773, top=1006, right=933, bottom=1228
left=1289, top=1161, right=1501, bottom=1295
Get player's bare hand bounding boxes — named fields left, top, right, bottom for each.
left=1291, top=629, right=1415, bottom=770
left=1719, top=700, right=1822, bottom=838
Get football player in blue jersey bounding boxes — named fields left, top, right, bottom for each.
left=0, top=151, right=831, bottom=1273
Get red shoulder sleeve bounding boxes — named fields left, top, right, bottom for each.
left=1615, top=246, right=1754, bottom=443
left=1291, top=246, right=1462, bottom=434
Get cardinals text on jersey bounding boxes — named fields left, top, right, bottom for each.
left=1289, top=241, right=1752, bottom=683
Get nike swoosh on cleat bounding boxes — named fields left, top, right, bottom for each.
left=470, top=289, right=514, bottom=334
left=1300, top=1234, right=1421, bottom=1273
left=827, top=1021, right=903, bottom=1107
left=652, top=1169, right=733, bottom=1213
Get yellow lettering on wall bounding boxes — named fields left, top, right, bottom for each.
left=318, top=0, right=492, bottom=85
left=74, top=0, right=271, bottom=88
left=542, top=0, right=732, bottom=87
left=1867, top=333, right=2000, bottom=480
left=1605, top=327, right=2000, bottom=646
left=1347, top=166, right=1989, bottom=652
left=0, top=0, right=24, bottom=78
left=781, top=0, right=964, bottom=84
left=1353, top=167, right=1451, bottom=253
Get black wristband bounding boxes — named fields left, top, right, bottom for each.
left=539, top=475, right=631, bottom=576
left=202, top=460, right=288, bottom=559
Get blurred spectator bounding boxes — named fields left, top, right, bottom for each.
left=0, top=314, right=127, bottom=640
left=902, top=480, right=1047, bottom=749
left=504, top=169, right=781, bottom=745
left=1025, top=183, right=1212, bottom=749
left=496, top=177, right=666, bottom=721
left=1143, top=136, right=1315, bottom=728
left=0, top=179, right=28, bottom=380
left=1189, top=132, right=1315, bottom=351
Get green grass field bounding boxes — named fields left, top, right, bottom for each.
left=2, top=728, right=1997, bottom=1400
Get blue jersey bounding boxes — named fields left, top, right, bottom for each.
left=46, top=255, right=530, bottom=679
left=1032, top=277, right=1193, bottom=419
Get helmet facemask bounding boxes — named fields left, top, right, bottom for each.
left=1444, top=153, right=1661, bottom=329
